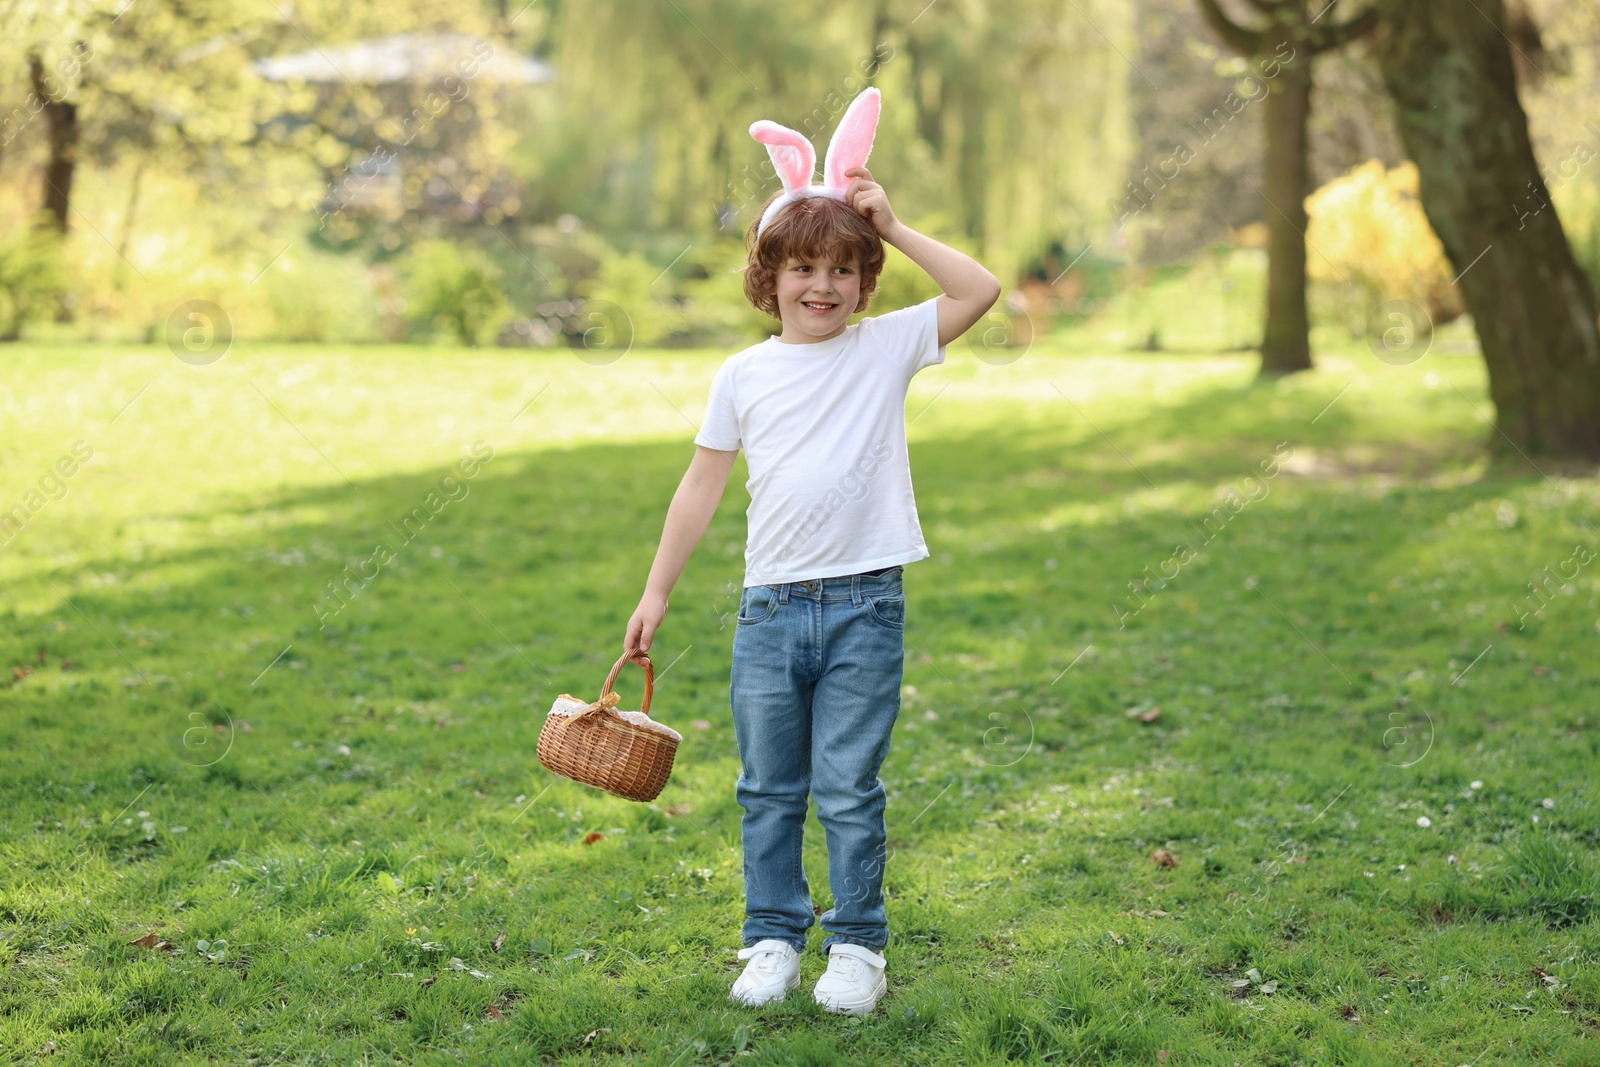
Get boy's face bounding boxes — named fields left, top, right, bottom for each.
left=772, top=251, right=861, bottom=343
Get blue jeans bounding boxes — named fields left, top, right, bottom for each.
left=729, top=565, right=905, bottom=957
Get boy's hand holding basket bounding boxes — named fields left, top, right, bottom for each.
left=536, top=649, right=682, bottom=802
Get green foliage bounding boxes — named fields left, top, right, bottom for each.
left=400, top=238, right=508, bottom=346
left=0, top=220, right=69, bottom=341
left=579, top=247, right=686, bottom=349
left=673, top=241, right=777, bottom=346
left=260, top=240, right=385, bottom=344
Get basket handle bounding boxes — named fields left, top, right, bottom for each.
left=560, top=649, right=654, bottom=729
left=602, top=648, right=654, bottom=714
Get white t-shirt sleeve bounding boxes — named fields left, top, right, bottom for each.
left=693, top=360, right=742, bottom=450
left=859, top=295, right=946, bottom=379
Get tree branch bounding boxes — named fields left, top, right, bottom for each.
left=1308, top=4, right=1380, bottom=54
left=1195, top=0, right=1268, bottom=56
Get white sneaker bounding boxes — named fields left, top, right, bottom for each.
left=729, top=939, right=802, bottom=1006
left=813, top=943, right=887, bottom=1015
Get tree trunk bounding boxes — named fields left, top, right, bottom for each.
left=1259, top=49, right=1313, bottom=377
left=1372, top=0, right=1600, bottom=460
left=30, top=52, right=79, bottom=235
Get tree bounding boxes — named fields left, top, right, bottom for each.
left=1194, top=0, right=1378, bottom=377
left=548, top=0, right=1134, bottom=283
left=1371, top=0, right=1600, bottom=460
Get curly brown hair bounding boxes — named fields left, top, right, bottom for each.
left=742, top=192, right=886, bottom=320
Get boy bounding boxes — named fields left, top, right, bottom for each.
left=623, top=165, right=1000, bottom=1014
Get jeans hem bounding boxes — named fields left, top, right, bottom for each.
left=743, top=935, right=806, bottom=954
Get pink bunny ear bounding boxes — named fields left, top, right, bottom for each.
left=822, top=87, right=880, bottom=192
left=749, top=120, right=817, bottom=194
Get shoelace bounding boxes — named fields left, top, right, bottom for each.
left=749, top=950, right=788, bottom=975
left=827, top=955, right=865, bottom=980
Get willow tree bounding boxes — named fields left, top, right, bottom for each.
left=551, top=0, right=1134, bottom=283
left=900, top=0, right=1134, bottom=284
left=1370, top=0, right=1600, bottom=459
left=1195, top=0, right=1378, bottom=377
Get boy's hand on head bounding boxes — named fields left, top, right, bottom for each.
left=843, top=167, right=900, bottom=239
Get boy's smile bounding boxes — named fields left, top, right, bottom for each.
left=773, top=253, right=861, bottom=344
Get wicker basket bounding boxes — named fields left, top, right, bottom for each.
left=536, top=650, right=682, bottom=802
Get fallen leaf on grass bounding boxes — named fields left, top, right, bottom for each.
left=1156, top=1052, right=1168, bottom=1065
left=491, top=930, right=506, bottom=953
left=582, top=1028, right=611, bottom=1046
left=1150, top=849, right=1179, bottom=868
left=128, top=933, right=175, bottom=952
left=691, top=720, right=711, bottom=731
left=1340, top=1004, right=1360, bottom=1023
left=662, top=804, right=692, bottom=817
left=485, top=1004, right=503, bottom=1021
left=447, top=957, right=492, bottom=979
left=1125, top=704, right=1160, bottom=723
left=582, top=832, right=604, bottom=845
left=419, top=977, right=435, bottom=988
left=12, top=666, right=31, bottom=681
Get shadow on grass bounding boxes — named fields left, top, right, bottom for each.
left=2, top=377, right=1581, bottom=810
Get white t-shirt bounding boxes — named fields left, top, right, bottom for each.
left=693, top=296, right=946, bottom=588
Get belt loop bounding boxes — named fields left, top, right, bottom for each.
left=778, top=582, right=790, bottom=604
left=851, top=573, right=863, bottom=606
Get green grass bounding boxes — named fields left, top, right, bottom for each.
left=1, top=336, right=1597, bottom=1065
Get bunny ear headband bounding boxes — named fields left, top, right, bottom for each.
left=749, top=86, right=881, bottom=241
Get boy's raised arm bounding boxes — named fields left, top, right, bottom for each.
left=885, top=222, right=1003, bottom=350
left=842, top=165, right=1003, bottom=350
left=624, top=445, right=738, bottom=662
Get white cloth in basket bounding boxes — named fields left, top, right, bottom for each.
left=548, top=693, right=683, bottom=743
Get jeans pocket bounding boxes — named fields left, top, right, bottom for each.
left=737, top=586, right=779, bottom=625
left=865, top=593, right=904, bottom=629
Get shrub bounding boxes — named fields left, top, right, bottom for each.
left=260, top=241, right=384, bottom=343
left=0, top=220, right=69, bottom=341
left=1305, top=160, right=1463, bottom=337
left=400, top=238, right=509, bottom=346
left=579, top=247, right=686, bottom=349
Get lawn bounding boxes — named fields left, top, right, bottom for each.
left=1, top=330, right=1597, bottom=1066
